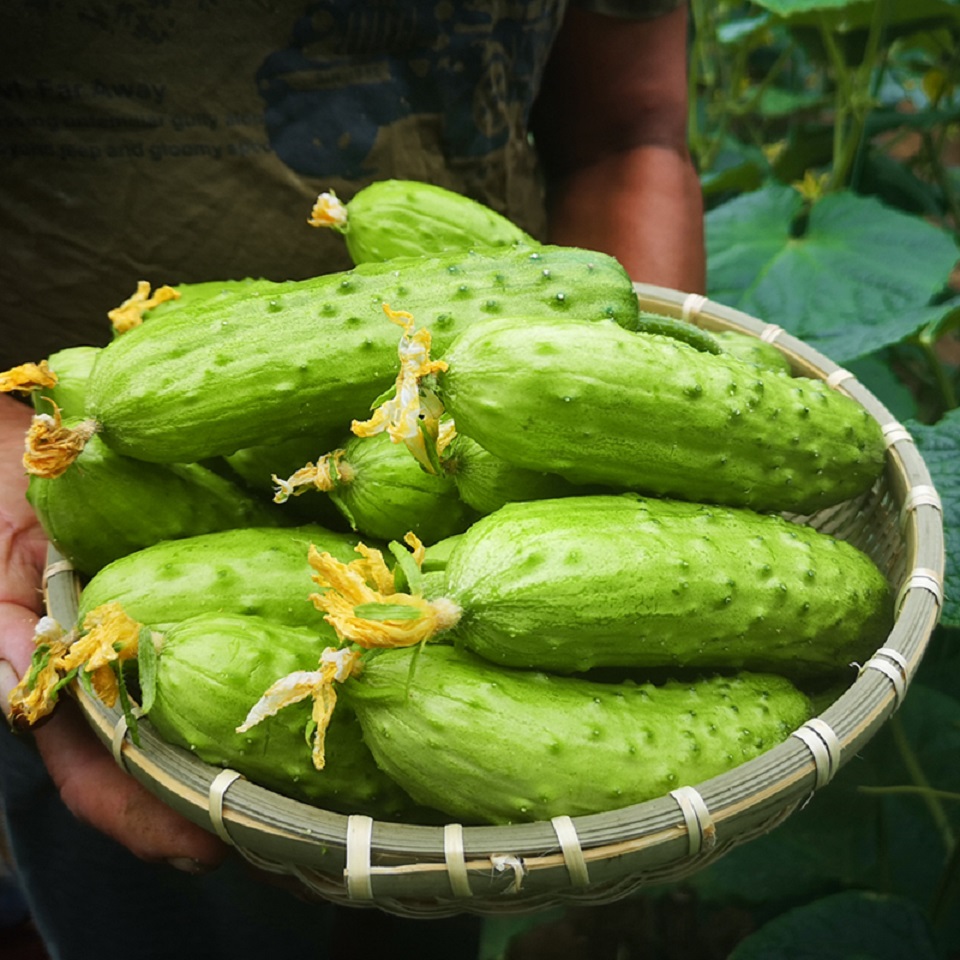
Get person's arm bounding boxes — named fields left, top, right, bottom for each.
left=0, top=393, right=227, bottom=870
left=531, top=2, right=705, bottom=293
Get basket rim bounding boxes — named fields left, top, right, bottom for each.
left=47, top=283, right=947, bottom=912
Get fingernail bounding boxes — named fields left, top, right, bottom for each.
left=0, top=659, right=20, bottom=722
left=166, top=857, right=210, bottom=875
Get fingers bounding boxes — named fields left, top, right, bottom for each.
left=34, top=697, right=229, bottom=870
left=1, top=601, right=228, bottom=871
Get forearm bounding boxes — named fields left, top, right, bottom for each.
left=544, top=142, right=705, bottom=293
left=533, top=3, right=704, bottom=292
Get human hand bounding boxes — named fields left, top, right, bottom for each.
left=0, top=394, right=228, bottom=871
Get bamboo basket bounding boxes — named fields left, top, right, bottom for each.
left=45, top=283, right=945, bottom=917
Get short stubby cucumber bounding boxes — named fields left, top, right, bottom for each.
left=431, top=494, right=893, bottom=678
left=77, top=525, right=364, bottom=632
left=33, top=346, right=101, bottom=418
left=27, top=427, right=285, bottom=575
left=442, top=432, right=584, bottom=515
left=437, top=317, right=887, bottom=514
left=278, top=430, right=478, bottom=545
left=144, top=612, right=430, bottom=820
left=83, top=245, right=640, bottom=463
left=222, top=431, right=349, bottom=529
left=308, top=179, right=537, bottom=264
left=343, top=645, right=813, bottom=824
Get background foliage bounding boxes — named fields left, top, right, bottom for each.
left=484, top=1, right=960, bottom=956
left=689, top=2, right=960, bottom=955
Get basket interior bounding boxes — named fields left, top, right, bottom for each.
left=45, top=285, right=945, bottom=916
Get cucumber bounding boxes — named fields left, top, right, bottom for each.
left=26, top=420, right=286, bottom=575
left=77, top=525, right=364, bottom=632
left=714, top=330, right=793, bottom=375
left=316, top=494, right=892, bottom=679
left=81, top=245, right=640, bottom=464
left=434, top=495, right=892, bottom=678
left=276, top=430, right=478, bottom=545
left=108, top=278, right=265, bottom=334
left=343, top=645, right=813, bottom=824
left=141, top=612, right=431, bottom=820
left=308, top=179, right=536, bottom=263
left=435, top=316, right=886, bottom=515
left=33, top=346, right=101, bottom=418
left=442, top=432, right=583, bottom=515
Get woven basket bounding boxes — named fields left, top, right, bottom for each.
left=45, top=283, right=945, bottom=917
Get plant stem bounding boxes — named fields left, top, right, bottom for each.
left=918, top=328, right=959, bottom=414
left=890, top=713, right=954, bottom=852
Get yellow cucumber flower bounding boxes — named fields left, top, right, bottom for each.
left=108, top=280, right=180, bottom=334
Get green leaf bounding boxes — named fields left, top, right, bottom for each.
left=906, top=408, right=960, bottom=627
left=729, top=890, right=940, bottom=960
left=137, top=625, right=158, bottom=715
left=705, top=184, right=959, bottom=363
left=845, top=354, right=920, bottom=422
left=352, top=602, right=422, bottom=622
left=388, top=539, right=423, bottom=596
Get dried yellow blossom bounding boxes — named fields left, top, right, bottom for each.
left=236, top=646, right=363, bottom=770
left=22, top=406, right=97, bottom=479
left=0, top=360, right=58, bottom=395
left=307, top=190, right=349, bottom=230
left=60, top=602, right=144, bottom=708
left=307, top=535, right=460, bottom=650
left=108, top=280, right=180, bottom=334
left=351, top=305, right=448, bottom=473
left=7, top=618, right=72, bottom=728
left=273, top=449, right=352, bottom=504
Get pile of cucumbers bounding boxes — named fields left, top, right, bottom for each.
left=5, top=180, right=894, bottom=827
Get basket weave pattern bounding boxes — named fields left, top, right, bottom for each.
left=45, top=285, right=945, bottom=916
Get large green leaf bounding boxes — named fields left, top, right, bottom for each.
left=706, top=184, right=959, bottom=363
left=728, top=890, right=940, bottom=960
left=907, top=408, right=960, bottom=628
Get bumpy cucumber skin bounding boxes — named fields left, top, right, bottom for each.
left=77, top=525, right=361, bottom=631
left=148, top=612, right=430, bottom=820
left=340, top=179, right=536, bottom=264
left=84, top=246, right=639, bottom=463
left=345, top=645, right=812, bottom=824
left=439, top=317, right=887, bottom=515
left=27, top=431, right=285, bottom=575
left=328, top=431, right=478, bottom=544
left=440, top=495, right=893, bottom=678
left=140, top=277, right=264, bottom=324
left=34, top=346, right=100, bottom=419
left=715, top=330, right=793, bottom=375
left=445, top=432, right=582, bottom=515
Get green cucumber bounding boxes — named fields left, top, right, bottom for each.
left=309, top=179, right=536, bottom=263
left=27, top=424, right=285, bottom=575
left=33, top=346, right=101, bottom=418
left=77, top=525, right=364, bottom=631
left=83, top=246, right=639, bottom=464
left=436, top=317, right=886, bottom=515
left=343, top=645, right=813, bottom=824
left=714, top=330, right=793, bottom=375
left=427, top=494, right=892, bottom=678
left=280, top=430, right=478, bottom=545
left=143, top=612, right=430, bottom=820
left=442, top=432, right=583, bottom=515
